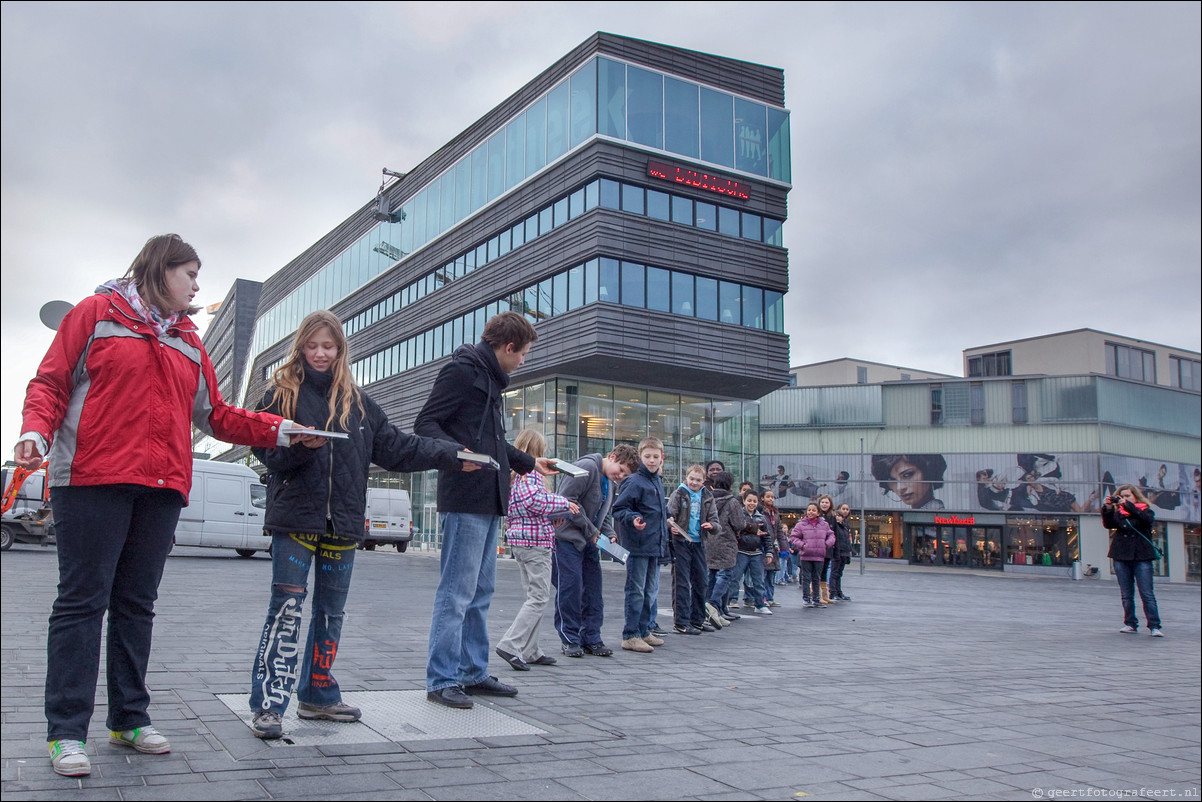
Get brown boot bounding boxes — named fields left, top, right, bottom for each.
left=820, top=582, right=834, bottom=605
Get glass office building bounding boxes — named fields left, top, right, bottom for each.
left=208, top=33, right=792, bottom=541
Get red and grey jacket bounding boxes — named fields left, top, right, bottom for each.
left=20, top=288, right=285, bottom=501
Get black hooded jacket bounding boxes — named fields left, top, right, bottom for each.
left=414, top=342, right=535, bottom=515
left=253, top=364, right=462, bottom=541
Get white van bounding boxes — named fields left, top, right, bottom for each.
left=363, top=488, right=413, bottom=552
left=174, top=459, right=271, bottom=558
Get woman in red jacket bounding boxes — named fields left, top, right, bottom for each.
left=15, top=234, right=297, bottom=777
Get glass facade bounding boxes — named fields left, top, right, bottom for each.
left=236, top=57, right=790, bottom=404
left=343, top=253, right=783, bottom=390
left=369, top=380, right=758, bottom=547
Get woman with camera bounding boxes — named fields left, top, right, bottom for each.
left=1102, top=485, right=1163, bottom=637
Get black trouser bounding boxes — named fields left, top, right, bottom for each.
left=829, top=558, right=847, bottom=597
left=671, top=539, right=707, bottom=627
left=46, top=485, right=182, bottom=741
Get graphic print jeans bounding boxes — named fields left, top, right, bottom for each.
left=249, top=530, right=357, bottom=715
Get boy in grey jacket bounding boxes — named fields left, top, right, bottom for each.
left=552, top=446, right=639, bottom=657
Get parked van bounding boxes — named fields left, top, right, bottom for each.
left=1, top=465, right=55, bottom=551
left=174, top=459, right=271, bottom=558
left=363, top=487, right=413, bottom=552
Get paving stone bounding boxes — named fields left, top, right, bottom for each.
left=2, top=546, right=1198, bottom=801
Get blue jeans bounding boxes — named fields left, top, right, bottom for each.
left=623, top=556, right=657, bottom=639
left=427, top=513, right=499, bottom=692
left=553, top=540, right=605, bottom=646
left=708, top=567, right=736, bottom=613
left=1113, top=560, right=1161, bottom=630
left=733, top=552, right=768, bottom=607
left=250, top=531, right=357, bottom=715
left=763, top=568, right=777, bottom=601
left=46, top=485, right=181, bottom=741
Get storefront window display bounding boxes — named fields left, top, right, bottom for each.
left=1005, top=516, right=1079, bottom=567
left=845, top=513, right=903, bottom=559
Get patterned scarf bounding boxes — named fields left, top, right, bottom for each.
left=97, top=278, right=185, bottom=338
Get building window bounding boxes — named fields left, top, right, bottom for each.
left=970, top=382, right=985, bottom=426
left=856, top=366, right=868, bottom=385
left=1170, top=355, right=1201, bottom=391
left=930, top=385, right=942, bottom=425
left=1011, top=380, right=1028, bottom=424
left=1106, top=342, right=1156, bottom=384
left=967, top=350, right=1011, bottom=377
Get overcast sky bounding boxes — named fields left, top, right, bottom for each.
left=2, top=1, right=1199, bottom=445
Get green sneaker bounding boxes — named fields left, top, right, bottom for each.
left=109, top=726, right=171, bottom=754
left=49, top=740, right=90, bottom=776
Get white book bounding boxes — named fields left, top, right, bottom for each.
left=551, top=459, right=588, bottom=478
left=456, top=450, right=500, bottom=469
left=281, top=427, right=350, bottom=440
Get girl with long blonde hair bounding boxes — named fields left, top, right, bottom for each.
left=247, top=310, right=473, bottom=740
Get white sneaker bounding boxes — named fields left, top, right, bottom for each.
left=109, top=726, right=171, bottom=754
left=1150, top=628, right=1164, bottom=637
left=756, top=606, right=773, bottom=615
left=49, top=740, right=90, bottom=776
left=1119, top=625, right=1137, bottom=634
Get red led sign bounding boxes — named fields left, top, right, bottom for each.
left=934, top=515, right=976, bottom=526
left=647, top=160, right=750, bottom=200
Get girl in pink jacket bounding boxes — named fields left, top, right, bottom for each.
left=789, top=502, right=835, bottom=608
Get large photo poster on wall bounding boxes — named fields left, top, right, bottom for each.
left=760, top=453, right=1200, bottom=522
left=1099, top=456, right=1201, bottom=522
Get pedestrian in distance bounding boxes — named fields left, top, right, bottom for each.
left=247, top=310, right=474, bottom=740
left=1103, top=485, right=1165, bottom=637
left=494, top=429, right=579, bottom=671
left=15, top=234, right=302, bottom=776
left=414, top=312, right=557, bottom=709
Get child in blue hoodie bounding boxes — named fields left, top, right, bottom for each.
left=612, top=437, right=669, bottom=653
left=667, top=464, right=720, bottom=635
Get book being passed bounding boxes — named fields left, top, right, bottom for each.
left=281, top=427, right=350, bottom=440
left=596, top=534, right=630, bottom=563
left=551, top=459, right=588, bottom=478
left=457, top=450, right=500, bottom=470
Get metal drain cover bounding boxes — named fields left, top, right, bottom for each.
left=216, top=690, right=550, bottom=747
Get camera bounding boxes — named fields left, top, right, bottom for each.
left=1108, top=495, right=1123, bottom=505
